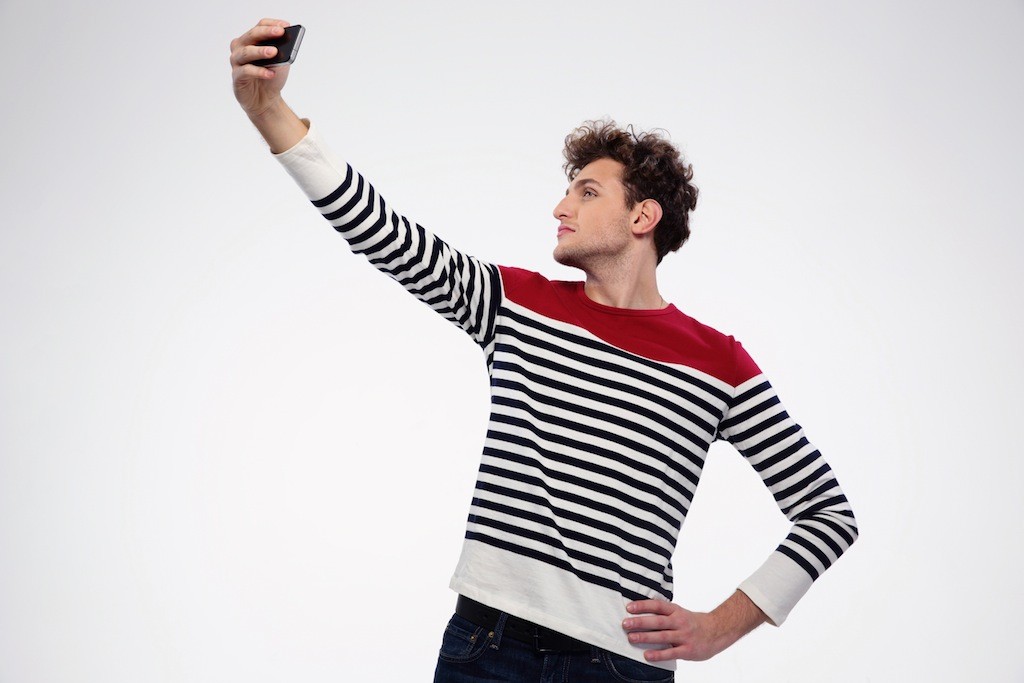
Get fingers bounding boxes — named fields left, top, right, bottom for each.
left=622, top=600, right=684, bottom=638
left=232, top=62, right=277, bottom=83
left=626, top=599, right=675, bottom=616
left=643, top=645, right=692, bottom=663
left=622, top=614, right=673, bottom=632
left=230, top=43, right=279, bottom=69
left=622, top=600, right=698, bottom=659
left=626, top=626, right=678, bottom=645
left=621, top=601, right=719, bottom=663
left=228, top=20, right=286, bottom=75
left=229, top=19, right=293, bottom=116
left=228, top=20, right=288, bottom=59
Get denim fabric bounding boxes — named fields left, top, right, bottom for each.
left=433, top=612, right=674, bottom=683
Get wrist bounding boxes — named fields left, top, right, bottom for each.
left=708, top=590, right=767, bottom=650
left=247, top=99, right=308, bottom=154
left=246, top=97, right=288, bottom=126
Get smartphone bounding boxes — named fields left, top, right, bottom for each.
left=252, top=25, right=305, bottom=67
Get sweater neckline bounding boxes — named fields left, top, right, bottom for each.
left=574, top=282, right=678, bottom=317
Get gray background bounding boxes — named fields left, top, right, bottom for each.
left=2, top=0, right=1022, bottom=680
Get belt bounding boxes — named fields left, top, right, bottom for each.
left=455, top=595, right=592, bottom=653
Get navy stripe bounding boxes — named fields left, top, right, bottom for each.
left=752, top=437, right=811, bottom=474
left=368, top=211, right=415, bottom=270
left=777, top=544, right=820, bottom=581
left=729, top=381, right=771, bottom=412
left=811, top=513, right=857, bottom=547
left=798, top=494, right=851, bottom=520
left=731, top=408, right=790, bottom=444
left=493, top=361, right=711, bottom=466
left=778, top=468, right=835, bottom=512
left=787, top=530, right=832, bottom=570
left=720, top=395, right=780, bottom=433
left=310, top=165, right=354, bottom=207
left=764, top=452, right=822, bottom=489
left=471, top=498, right=671, bottom=577
left=494, top=335, right=719, bottom=438
left=481, top=436, right=688, bottom=528
left=348, top=194, right=398, bottom=254
left=800, top=521, right=845, bottom=558
left=473, top=481, right=673, bottom=559
left=491, top=389, right=699, bottom=495
left=323, top=173, right=365, bottom=221
left=502, top=308, right=730, bottom=408
left=742, top=423, right=802, bottom=459
left=477, top=462, right=678, bottom=546
left=468, top=514, right=669, bottom=596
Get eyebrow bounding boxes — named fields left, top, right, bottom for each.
left=565, top=177, right=605, bottom=194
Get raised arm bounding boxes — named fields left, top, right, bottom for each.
left=229, top=20, right=501, bottom=347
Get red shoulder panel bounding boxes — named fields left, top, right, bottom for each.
left=498, top=266, right=760, bottom=387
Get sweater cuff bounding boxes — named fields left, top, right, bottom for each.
left=272, top=119, right=348, bottom=202
left=737, top=552, right=814, bottom=626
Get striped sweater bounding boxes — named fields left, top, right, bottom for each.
left=275, top=122, right=857, bottom=668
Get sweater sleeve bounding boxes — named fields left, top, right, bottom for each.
left=273, top=121, right=501, bottom=348
left=716, top=342, right=858, bottom=626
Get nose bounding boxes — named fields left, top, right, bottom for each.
left=553, top=194, right=572, bottom=221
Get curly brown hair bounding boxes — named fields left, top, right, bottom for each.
left=562, top=120, right=698, bottom=264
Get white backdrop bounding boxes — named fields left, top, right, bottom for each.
left=2, top=1, right=1022, bottom=681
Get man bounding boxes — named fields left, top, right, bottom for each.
left=230, top=19, right=857, bottom=682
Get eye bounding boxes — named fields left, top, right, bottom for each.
left=582, top=188, right=597, bottom=198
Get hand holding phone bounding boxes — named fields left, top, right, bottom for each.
left=230, top=19, right=309, bottom=150
left=252, top=25, right=305, bottom=67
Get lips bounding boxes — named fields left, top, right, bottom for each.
left=557, top=225, right=575, bottom=237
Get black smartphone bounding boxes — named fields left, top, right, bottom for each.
left=252, top=25, right=305, bottom=67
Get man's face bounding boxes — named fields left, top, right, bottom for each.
left=552, top=158, right=635, bottom=271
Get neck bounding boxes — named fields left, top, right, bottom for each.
left=583, top=259, right=665, bottom=310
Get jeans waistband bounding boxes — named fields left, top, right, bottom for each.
left=455, top=595, right=592, bottom=653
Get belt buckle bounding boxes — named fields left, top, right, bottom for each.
left=532, top=626, right=558, bottom=653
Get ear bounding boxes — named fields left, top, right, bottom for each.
left=630, top=199, right=663, bottom=237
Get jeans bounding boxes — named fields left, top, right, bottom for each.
left=433, top=612, right=674, bottom=683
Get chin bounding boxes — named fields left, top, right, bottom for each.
left=553, top=246, right=582, bottom=270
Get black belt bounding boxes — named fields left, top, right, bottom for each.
left=455, top=595, right=592, bottom=653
